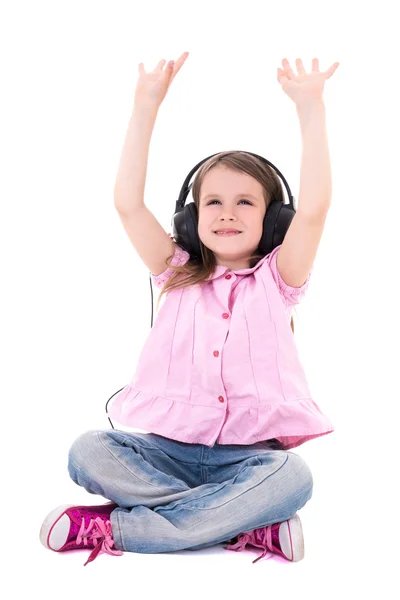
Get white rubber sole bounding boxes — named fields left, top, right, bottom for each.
left=279, top=514, right=305, bottom=561
left=39, top=504, right=75, bottom=551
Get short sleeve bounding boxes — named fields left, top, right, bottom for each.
left=151, top=242, right=191, bottom=289
left=266, top=244, right=313, bottom=307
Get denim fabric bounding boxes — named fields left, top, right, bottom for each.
left=67, top=429, right=313, bottom=554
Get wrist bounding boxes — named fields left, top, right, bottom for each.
left=132, top=102, right=160, bottom=118
left=296, top=100, right=325, bottom=116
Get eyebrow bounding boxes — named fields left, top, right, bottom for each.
left=202, top=193, right=258, bottom=201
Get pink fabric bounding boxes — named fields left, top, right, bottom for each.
left=109, top=242, right=334, bottom=450
left=58, top=504, right=123, bottom=566
left=224, top=522, right=285, bottom=563
left=81, top=516, right=123, bottom=566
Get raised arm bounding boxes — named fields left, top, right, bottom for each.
left=113, top=53, right=189, bottom=276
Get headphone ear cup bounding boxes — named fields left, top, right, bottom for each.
left=259, top=200, right=295, bottom=255
left=171, top=202, right=201, bottom=259
left=184, top=202, right=201, bottom=258
left=273, top=203, right=295, bottom=247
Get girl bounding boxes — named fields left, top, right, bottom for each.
left=39, top=52, right=339, bottom=567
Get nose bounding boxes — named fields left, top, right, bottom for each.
left=218, top=208, right=238, bottom=220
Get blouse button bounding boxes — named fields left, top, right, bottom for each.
left=222, top=313, right=229, bottom=319
left=213, top=350, right=219, bottom=357
left=218, top=396, right=225, bottom=403
left=225, top=274, right=232, bottom=280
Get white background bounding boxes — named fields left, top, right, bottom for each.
left=2, top=0, right=399, bottom=597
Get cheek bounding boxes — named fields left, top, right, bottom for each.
left=196, top=221, right=207, bottom=241
left=197, top=217, right=210, bottom=234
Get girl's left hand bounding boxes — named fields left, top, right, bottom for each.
left=277, top=58, right=340, bottom=106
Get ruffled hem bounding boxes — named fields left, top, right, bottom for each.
left=107, top=385, right=334, bottom=450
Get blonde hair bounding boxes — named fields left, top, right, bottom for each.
left=156, top=151, right=295, bottom=333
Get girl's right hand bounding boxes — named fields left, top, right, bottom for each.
left=134, top=52, right=190, bottom=110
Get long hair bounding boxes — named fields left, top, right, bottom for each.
left=156, top=151, right=295, bottom=333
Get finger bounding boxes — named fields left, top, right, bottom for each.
left=311, top=58, right=319, bottom=72
left=176, top=51, right=189, bottom=64
left=155, top=59, right=167, bottom=72
left=277, top=67, right=289, bottom=84
left=282, top=58, right=295, bottom=79
left=295, top=58, right=306, bottom=75
left=325, top=62, right=340, bottom=78
left=169, top=52, right=189, bottom=82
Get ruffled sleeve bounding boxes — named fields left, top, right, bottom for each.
left=151, top=241, right=191, bottom=289
left=266, top=244, right=313, bottom=307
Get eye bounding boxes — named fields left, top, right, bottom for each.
left=207, top=199, right=252, bottom=205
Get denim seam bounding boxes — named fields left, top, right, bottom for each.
left=158, top=452, right=289, bottom=513
left=97, top=432, right=163, bottom=489
left=111, top=510, right=125, bottom=551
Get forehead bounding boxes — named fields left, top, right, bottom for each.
left=200, top=167, right=261, bottom=200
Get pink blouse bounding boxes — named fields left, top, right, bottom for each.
left=109, top=243, right=334, bottom=450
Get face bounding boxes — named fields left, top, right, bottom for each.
left=197, top=166, right=267, bottom=270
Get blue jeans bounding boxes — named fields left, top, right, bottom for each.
left=67, top=429, right=313, bottom=554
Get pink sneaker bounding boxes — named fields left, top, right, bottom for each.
left=224, top=514, right=304, bottom=563
left=40, top=501, right=124, bottom=566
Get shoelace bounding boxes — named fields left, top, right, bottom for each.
left=75, top=516, right=124, bottom=566
left=225, top=526, right=280, bottom=564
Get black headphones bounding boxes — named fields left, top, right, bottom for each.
left=105, top=150, right=296, bottom=428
